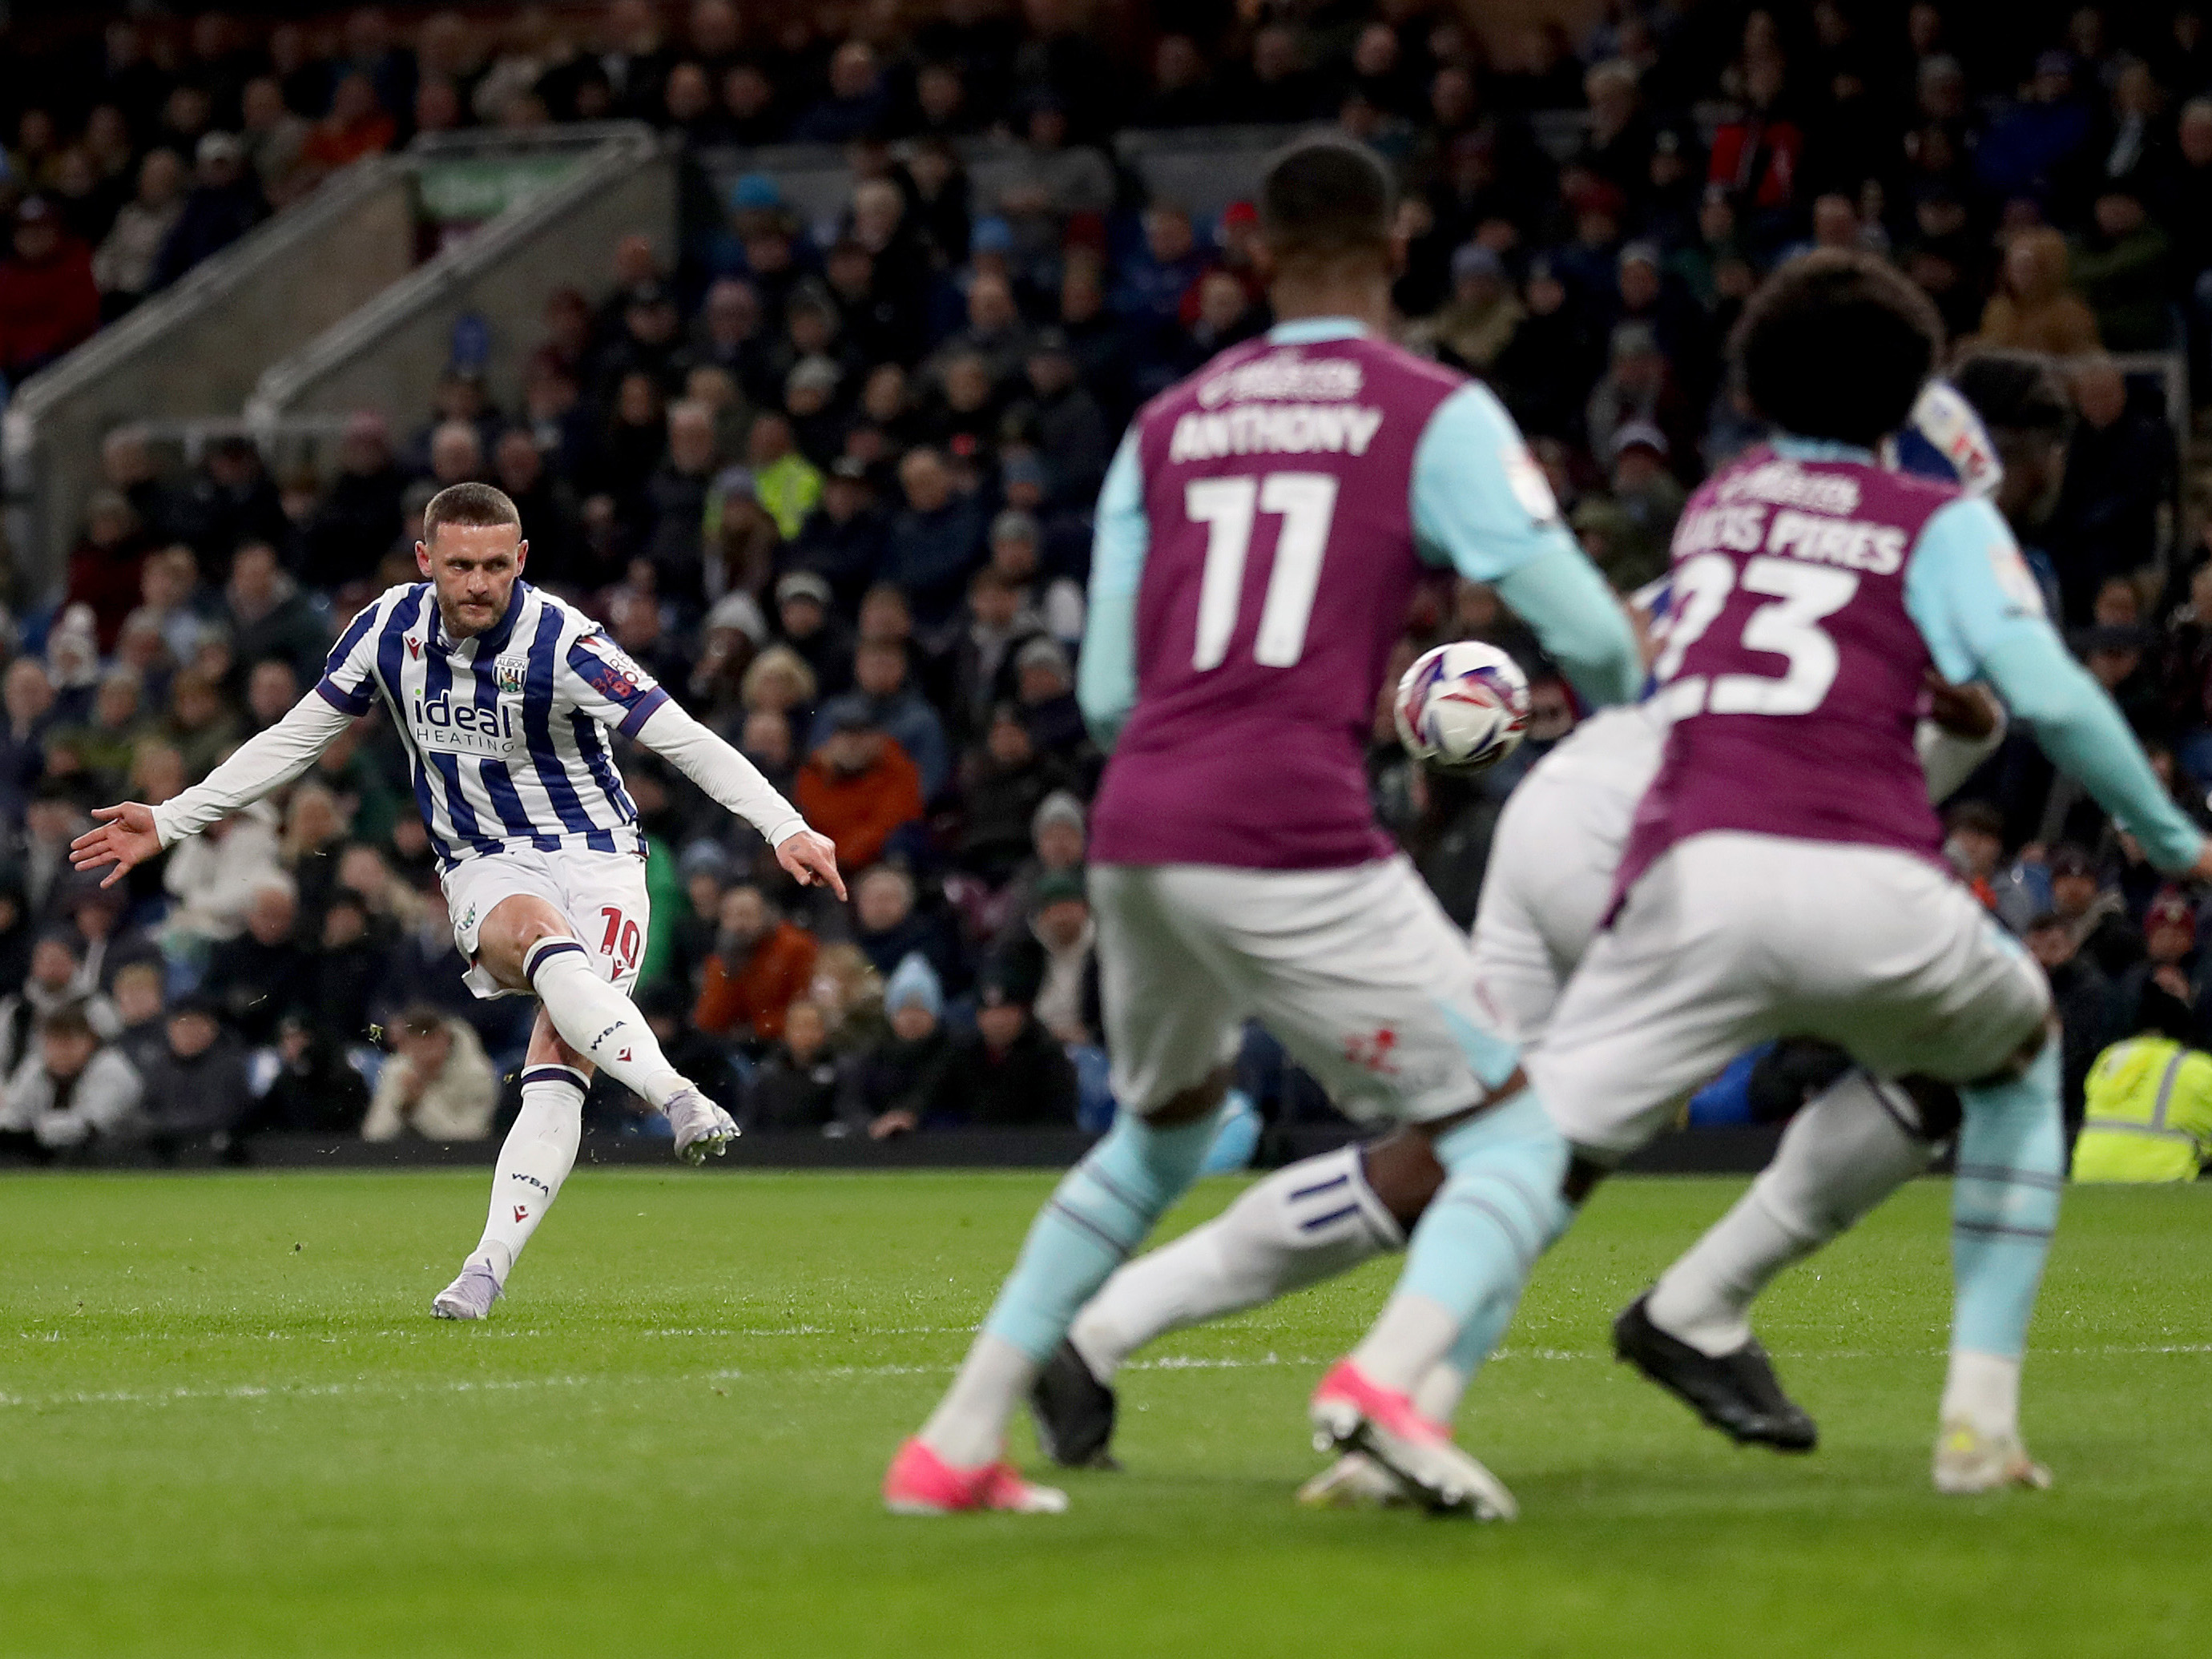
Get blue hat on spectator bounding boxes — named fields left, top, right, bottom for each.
left=971, top=215, right=1016, bottom=255
left=884, top=952, right=944, bottom=1020
left=732, top=171, right=783, bottom=211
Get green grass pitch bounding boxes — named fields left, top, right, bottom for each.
left=2, top=1170, right=2207, bottom=1659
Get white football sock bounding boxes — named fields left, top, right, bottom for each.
left=921, top=1335, right=1038, bottom=1468
left=1940, top=1349, right=2021, bottom=1440
left=1646, top=1071, right=1935, bottom=1356
left=1349, top=1294, right=1459, bottom=1395
left=467, top=1065, right=586, bottom=1282
left=1070, top=1145, right=1402, bottom=1380
left=1410, top=1360, right=1472, bottom=1424
left=525, top=939, right=686, bottom=1109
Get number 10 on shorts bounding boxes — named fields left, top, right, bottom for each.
left=599, top=905, right=641, bottom=975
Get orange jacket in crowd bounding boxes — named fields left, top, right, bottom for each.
left=795, top=739, right=925, bottom=870
left=694, top=920, right=820, bottom=1042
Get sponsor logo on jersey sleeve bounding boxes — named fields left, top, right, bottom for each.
left=574, top=632, right=653, bottom=703
left=1503, top=441, right=1559, bottom=523
left=1986, top=541, right=2047, bottom=618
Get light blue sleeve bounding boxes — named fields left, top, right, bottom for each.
left=1076, top=431, right=1147, bottom=748
left=1412, top=384, right=1642, bottom=707
left=1411, top=383, right=1585, bottom=582
left=1905, top=496, right=2206, bottom=873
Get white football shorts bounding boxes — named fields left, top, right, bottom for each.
left=1469, top=703, right=1663, bottom=1043
left=1090, top=856, right=1515, bottom=1127
left=442, top=845, right=652, bottom=1000
left=1529, top=832, right=2051, bottom=1158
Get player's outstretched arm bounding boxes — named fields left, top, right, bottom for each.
left=1908, top=496, right=2207, bottom=876
left=69, top=691, right=354, bottom=887
left=634, top=699, right=847, bottom=900
left=1410, top=383, right=1642, bottom=708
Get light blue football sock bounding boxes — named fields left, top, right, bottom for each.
left=1355, top=1090, right=1573, bottom=1392
left=980, top=1106, right=1226, bottom=1363
left=1950, top=1042, right=2065, bottom=1359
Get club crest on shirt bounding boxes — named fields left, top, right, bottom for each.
left=493, top=654, right=529, bottom=695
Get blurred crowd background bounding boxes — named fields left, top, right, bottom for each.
left=2, top=0, right=2210, bottom=1164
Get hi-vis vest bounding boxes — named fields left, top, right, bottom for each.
left=2073, top=1035, right=2212, bottom=1183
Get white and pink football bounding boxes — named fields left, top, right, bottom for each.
left=1393, top=642, right=1532, bottom=775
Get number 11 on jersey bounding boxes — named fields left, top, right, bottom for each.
left=1186, top=471, right=1340, bottom=671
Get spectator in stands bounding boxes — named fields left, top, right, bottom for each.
left=1976, top=227, right=2101, bottom=356
left=240, top=76, right=312, bottom=207
left=744, top=410, right=823, bottom=542
left=91, top=150, right=187, bottom=320
left=955, top=703, right=1068, bottom=884
left=0, top=196, right=99, bottom=389
left=152, top=132, right=267, bottom=293
left=693, top=884, right=818, bottom=1049
left=742, top=997, right=840, bottom=1133
left=224, top=541, right=328, bottom=671
left=187, top=437, right=290, bottom=574
left=843, top=953, right=956, bottom=1140
left=301, top=70, right=397, bottom=174
left=248, top=1013, right=371, bottom=1135
left=0, top=660, right=56, bottom=830
left=795, top=709, right=925, bottom=872
left=306, top=412, right=407, bottom=586
left=2073, top=183, right=2174, bottom=352
left=949, top=961, right=1079, bottom=1128
left=134, top=994, right=249, bottom=1157
left=203, top=876, right=303, bottom=1044
left=109, top=959, right=168, bottom=1075
left=884, top=445, right=986, bottom=637
left=0, top=928, right=118, bottom=1079
left=0, top=1005, right=141, bottom=1161
left=362, top=1005, right=497, bottom=1142
left=2047, top=358, right=2175, bottom=622
left=2048, top=844, right=2143, bottom=977
left=813, top=640, right=950, bottom=801
left=65, top=492, right=153, bottom=652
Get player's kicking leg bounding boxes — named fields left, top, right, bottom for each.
left=473, top=892, right=735, bottom=1157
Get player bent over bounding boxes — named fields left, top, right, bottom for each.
left=1032, top=370, right=2043, bottom=1488
left=71, top=483, right=844, bottom=1319
left=881, top=136, right=1644, bottom=1516
left=1310, top=252, right=2212, bottom=1511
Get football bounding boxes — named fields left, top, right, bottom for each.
left=1393, top=641, right=1533, bottom=775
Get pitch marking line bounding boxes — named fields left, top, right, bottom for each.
left=2, top=1343, right=2205, bottom=1411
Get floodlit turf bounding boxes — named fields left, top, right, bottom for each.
left=1, top=1170, right=2206, bottom=1659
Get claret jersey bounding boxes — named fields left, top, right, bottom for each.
left=1078, top=319, right=1615, bottom=871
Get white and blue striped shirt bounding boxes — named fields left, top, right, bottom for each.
left=318, top=581, right=667, bottom=869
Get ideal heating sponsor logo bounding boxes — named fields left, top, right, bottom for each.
left=413, top=693, right=519, bottom=755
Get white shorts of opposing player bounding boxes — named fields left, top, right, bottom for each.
left=1093, top=855, right=1510, bottom=1126
left=1469, top=703, right=1661, bottom=1041
left=1531, top=832, right=2050, bottom=1154
left=442, top=845, right=652, bottom=998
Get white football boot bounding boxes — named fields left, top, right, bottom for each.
left=665, top=1087, right=739, bottom=1164
left=1296, top=1452, right=1416, bottom=1509
left=433, top=1262, right=503, bottom=1321
left=1932, top=1420, right=2052, bottom=1495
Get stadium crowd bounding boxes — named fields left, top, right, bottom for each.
left=4, top=0, right=2212, bottom=1161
